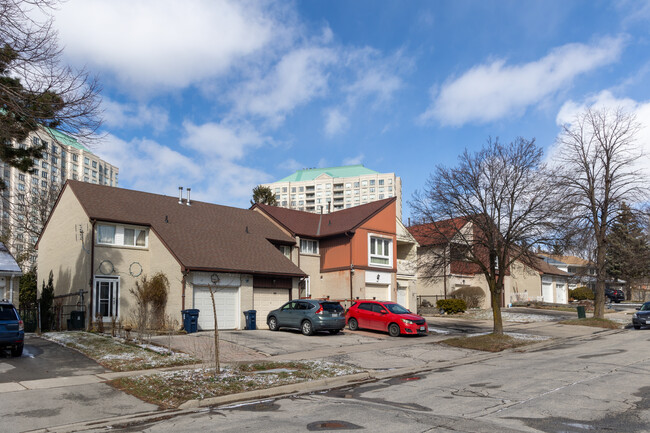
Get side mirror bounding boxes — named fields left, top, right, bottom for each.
left=380, top=310, right=388, bottom=314
left=636, top=307, right=641, bottom=311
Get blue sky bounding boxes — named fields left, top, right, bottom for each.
left=49, top=0, right=650, bottom=220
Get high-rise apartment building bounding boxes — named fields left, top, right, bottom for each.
left=262, top=165, right=402, bottom=219
left=0, top=127, right=119, bottom=267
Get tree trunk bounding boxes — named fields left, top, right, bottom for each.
left=593, top=244, right=607, bottom=319
left=490, top=280, right=503, bottom=334
left=208, top=285, right=220, bottom=375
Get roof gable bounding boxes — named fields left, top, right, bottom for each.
left=407, top=218, right=470, bottom=246
left=63, top=181, right=304, bottom=276
left=254, top=198, right=396, bottom=238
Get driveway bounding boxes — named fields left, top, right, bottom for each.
left=0, top=335, right=158, bottom=433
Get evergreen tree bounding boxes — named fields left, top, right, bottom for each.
left=251, top=185, right=278, bottom=206
left=19, top=268, right=37, bottom=308
left=39, top=270, right=54, bottom=332
left=606, top=203, right=650, bottom=299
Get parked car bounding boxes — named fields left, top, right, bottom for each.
left=267, top=299, right=346, bottom=336
left=346, top=300, right=428, bottom=337
left=0, top=301, right=24, bottom=357
left=605, top=288, right=625, bottom=303
left=632, top=302, right=650, bottom=329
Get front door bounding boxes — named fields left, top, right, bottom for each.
left=94, top=276, right=119, bottom=320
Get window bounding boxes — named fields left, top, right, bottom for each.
left=275, top=188, right=280, bottom=193
left=52, top=166, right=58, bottom=174
left=92, top=160, right=97, bottom=168
left=41, top=180, right=47, bottom=187
left=72, top=154, right=78, bottom=162
left=388, top=179, right=392, bottom=184
left=73, top=174, right=78, bottom=180
left=346, top=183, right=351, bottom=188
left=277, top=245, right=291, bottom=258
left=370, top=187, right=375, bottom=193
left=291, top=187, right=296, bottom=193
left=92, top=171, right=97, bottom=178
left=370, top=179, right=375, bottom=186
left=379, top=179, right=384, bottom=185
left=84, top=176, right=89, bottom=182
left=41, top=161, right=48, bottom=169
left=300, top=239, right=319, bottom=255
left=388, top=186, right=393, bottom=192
left=18, top=183, right=25, bottom=191
left=354, top=182, right=359, bottom=188
left=97, top=225, right=116, bottom=244
left=42, top=172, right=47, bottom=179
left=84, top=167, right=89, bottom=175
left=361, top=180, right=367, bottom=186
left=52, top=156, right=58, bottom=164
left=18, top=174, right=25, bottom=181
left=299, top=186, right=304, bottom=192
left=369, top=235, right=392, bottom=266
left=17, top=194, right=24, bottom=201
left=124, top=228, right=147, bottom=246
left=84, top=157, right=90, bottom=165
left=282, top=187, right=287, bottom=192
left=32, top=137, right=39, bottom=146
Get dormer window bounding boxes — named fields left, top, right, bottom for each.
left=97, top=224, right=148, bottom=248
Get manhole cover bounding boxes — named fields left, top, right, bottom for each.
left=307, top=420, right=363, bottom=431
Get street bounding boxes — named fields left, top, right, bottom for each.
left=80, top=326, right=650, bottom=433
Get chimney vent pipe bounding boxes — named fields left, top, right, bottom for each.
left=178, top=186, right=183, bottom=204
left=186, top=188, right=191, bottom=206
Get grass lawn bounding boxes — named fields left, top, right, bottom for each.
left=43, top=331, right=198, bottom=371
left=441, top=333, right=537, bottom=352
left=558, top=318, right=621, bottom=329
left=110, top=361, right=362, bottom=408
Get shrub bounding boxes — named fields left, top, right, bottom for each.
left=130, top=272, right=170, bottom=333
left=450, top=286, right=485, bottom=309
left=436, top=298, right=467, bottom=314
left=569, top=286, right=594, bottom=301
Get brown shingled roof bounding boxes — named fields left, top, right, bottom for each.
left=407, top=217, right=469, bottom=246
left=252, top=197, right=395, bottom=238
left=62, top=181, right=305, bottom=277
left=538, top=253, right=590, bottom=266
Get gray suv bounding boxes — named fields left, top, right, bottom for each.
left=267, top=299, right=345, bottom=336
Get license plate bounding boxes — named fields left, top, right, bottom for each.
left=333, top=313, right=340, bottom=317
left=419, top=326, right=425, bottom=331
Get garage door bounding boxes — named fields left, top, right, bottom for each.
left=365, top=284, right=389, bottom=301
left=193, top=287, right=239, bottom=330
left=253, top=288, right=290, bottom=329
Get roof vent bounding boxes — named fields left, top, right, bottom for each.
left=178, top=186, right=183, bottom=204
left=245, top=226, right=249, bottom=234
left=186, top=188, right=191, bottom=206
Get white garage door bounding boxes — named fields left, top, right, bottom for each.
left=542, top=282, right=553, bottom=303
left=365, top=284, right=389, bottom=301
left=193, top=287, right=239, bottom=330
left=253, top=288, right=290, bottom=329
left=396, top=286, right=406, bottom=307
left=556, top=283, right=567, bottom=304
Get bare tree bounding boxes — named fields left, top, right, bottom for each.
left=207, top=283, right=221, bottom=375
left=0, top=0, right=102, bottom=188
left=1, top=179, right=61, bottom=266
left=556, top=107, right=647, bottom=318
left=411, top=138, right=567, bottom=334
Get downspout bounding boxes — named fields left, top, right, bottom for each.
left=89, top=219, right=96, bottom=329
left=346, top=231, right=354, bottom=301
left=181, top=267, right=189, bottom=311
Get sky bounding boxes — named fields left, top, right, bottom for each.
left=46, top=0, right=650, bottom=221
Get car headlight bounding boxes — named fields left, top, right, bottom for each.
left=633, top=313, right=638, bottom=318
left=402, top=319, right=415, bottom=325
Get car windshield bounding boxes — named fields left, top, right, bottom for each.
left=640, top=303, right=650, bottom=311
left=384, top=303, right=410, bottom=314
left=321, top=302, right=344, bottom=313
left=0, top=305, right=17, bottom=321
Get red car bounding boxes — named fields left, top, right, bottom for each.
left=346, top=300, right=428, bottom=337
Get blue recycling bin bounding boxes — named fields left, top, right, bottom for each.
left=181, top=309, right=199, bottom=333
left=243, top=310, right=257, bottom=330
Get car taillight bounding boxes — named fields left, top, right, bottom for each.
left=18, top=320, right=24, bottom=331
left=315, top=305, right=323, bottom=314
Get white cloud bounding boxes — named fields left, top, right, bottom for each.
left=102, top=99, right=169, bottom=132
left=181, top=121, right=268, bottom=160
left=342, top=154, right=364, bottom=165
left=55, top=0, right=282, bottom=90
left=324, top=108, right=349, bottom=137
left=232, top=46, right=337, bottom=125
left=94, top=134, right=271, bottom=206
left=548, top=91, right=650, bottom=177
left=344, top=47, right=407, bottom=107
left=421, top=37, right=625, bottom=126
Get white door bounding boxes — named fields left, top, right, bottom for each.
left=253, top=288, right=290, bottom=329
left=556, top=282, right=567, bottom=304
left=396, top=286, right=406, bottom=307
left=193, top=286, right=238, bottom=330
left=94, top=276, right=119, bottom=320
left=542, top=282, right=553, bottom=303
left=365, top=284, right=389, bottom=301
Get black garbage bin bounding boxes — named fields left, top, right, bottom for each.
left=576, top=305, right=586, bottom=319
left=243, top=310, right=257, bottom=330
left=181, top=309, right=200, bottom=333
left=69, top=310, right=85, bottom=330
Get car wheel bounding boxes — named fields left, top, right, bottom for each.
left=301, top=320, right=314, bottom=336
left=329, top=329, right=340, bottom=335
left=268, top=317, right=279, bottom=331
left=634, top=324, right=641, bottom=330
left=11, top=343, right=23, bottom=357
left=388, top=323, right=401, bottom=337
left=348, top=318, right=359, bottom=331
left=615, top=300, right=621, bottom=303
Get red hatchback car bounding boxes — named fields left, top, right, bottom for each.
left=346, top=300, right=428, bottom=337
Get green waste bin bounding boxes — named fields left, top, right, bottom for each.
left=576, top=305, right=586, bottom=319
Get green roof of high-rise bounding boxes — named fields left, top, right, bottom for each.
left=44, top=127, right=90, bottom=152
left=277, top=165, right=380, bottom=182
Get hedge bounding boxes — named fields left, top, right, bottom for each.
left=436, top=298, right=467, bottom=314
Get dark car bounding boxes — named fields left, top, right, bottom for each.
left=632, top=302, right=650, bottom=329
left=605, top=288, right=625, bottom=303
left=267, top=299, right=346, bottom=336
left=346, top=300, right=428, bottom=337
left=0, top=301, right=24, bottom=357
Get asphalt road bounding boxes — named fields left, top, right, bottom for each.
left=116, top=328, right=650, bottom=433
left=0, top=334, right=107, bottom=382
